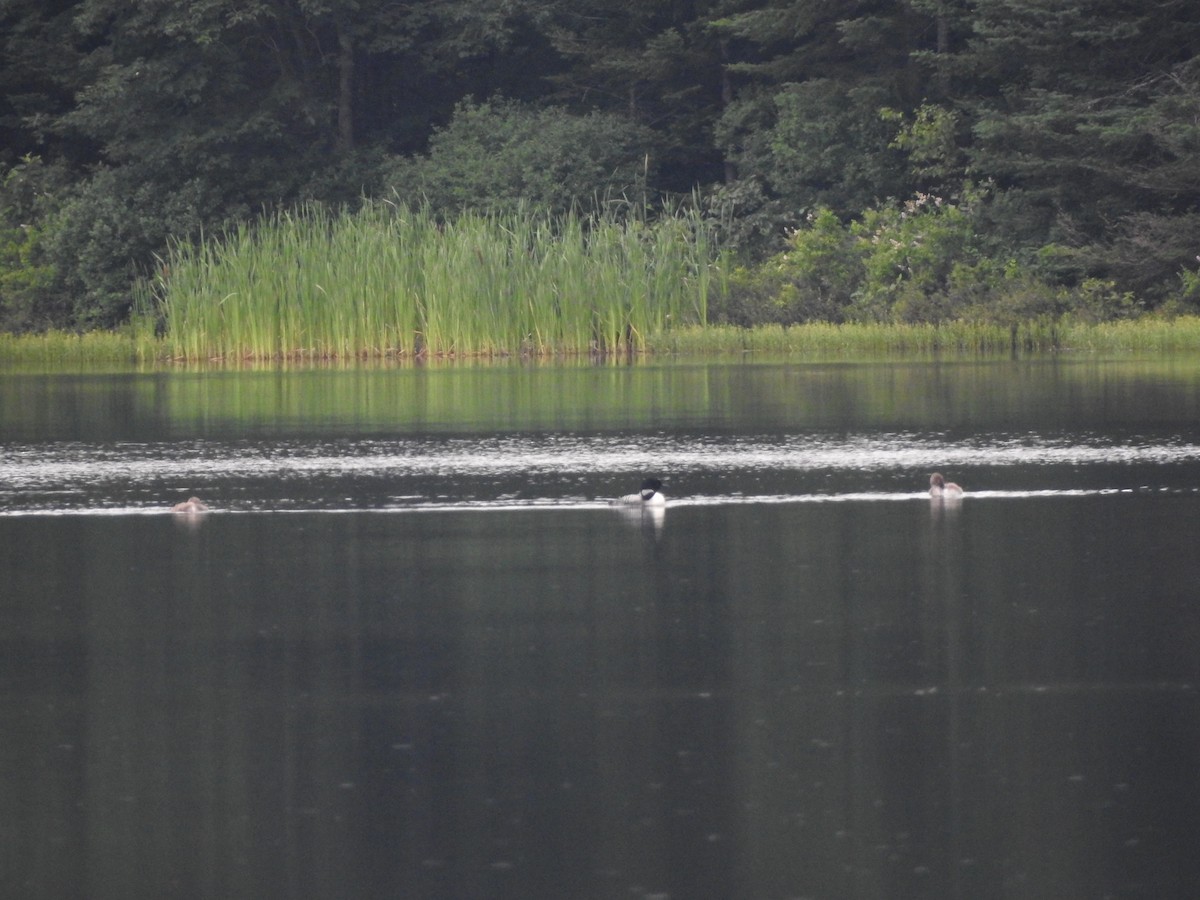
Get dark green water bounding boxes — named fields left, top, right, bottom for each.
left=2, top=358, right=1200, bottom=899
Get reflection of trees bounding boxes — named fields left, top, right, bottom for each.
left=8, top=500, right=1200, bottom=898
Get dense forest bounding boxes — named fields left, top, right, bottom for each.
left=2, top=0, right=1199, bottom=333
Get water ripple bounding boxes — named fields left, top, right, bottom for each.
left=4, top=432, right=1199, bottom=479
left=1, top=432, right=1197, bottom=513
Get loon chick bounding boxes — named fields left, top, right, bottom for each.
left=172, top=496, right=209, bottom=513
left=617, top=478, right=666, bottom=507
left=928, top=473, right=963, bottom=498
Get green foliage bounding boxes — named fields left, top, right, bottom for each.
left=719, top=208, right=860, bottom=325
left=721, top=190, right=1164, bottom=329
left=767, top=80, right=906, bottom=213
left=1075, top=211, right=1200, bottom=305
left=3, top=0, right=576, bottom=329
left=883, top=103, right=966, bottom=194
left=385, top=98, right=658, bottom=217
left=45, top=167, right=218, bottom=329
left=714, top=79, right=908, bottom=243
left=541, top=1, right=731, bottom=190
left=1173, top=264, right=1200, bottom=316
left=725, top=195, right=989, bottom=325
left=0, top=156, right=69, bottom=330
left=711, top=0, right=930, bottom=241
left=849, top=193, right=979, bottom=322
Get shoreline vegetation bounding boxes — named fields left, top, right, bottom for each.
left=5, top=6, right=1200, bottom=357
left=2, top=200, right=1200, bottom=366
left=5, top=318, right=1200, bottom=368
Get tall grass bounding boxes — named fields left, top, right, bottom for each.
left=650, top=321, right=1024, bottom=356
left=154, top=200, right=720, bottom=360
left=5, top=316, right=1200, bottom=367
left=0, top=329, right=147, bottom=365
left=0, top=294, right=162, bottom=366
left=649, top=317, right=1200, bottom=357
left=1058, top=317, right=1200, bottom=353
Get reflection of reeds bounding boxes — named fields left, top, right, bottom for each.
left=152, top=201, right=720, bottom=361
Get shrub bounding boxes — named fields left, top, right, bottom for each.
left=720, top=188, right=1161, bottom=330
left=384, top=98, right=659, bottom=217
left=727, top=194, right=992, bottom=326
left=721, top=207, right=859, bottom=325
left=46, top=168, right=213, bottom=329
left=848, top=193, right=978, bottom=322
left=0, top=156, right=70, bottom=330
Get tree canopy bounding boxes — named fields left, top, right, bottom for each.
left=1, top=0, right=1199, bottom=329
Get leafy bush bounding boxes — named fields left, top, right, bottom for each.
left=0, top=157, right=70, bottom=330
left=45, top=169, right=212, bottom=328
left=1170, top=264, right=1200, bottom=316
left=721, top=190, right=1160, bottom=329
left=716, top=80, right=907, bottom=226
left=384, top=98, right=660, bottom=217
left=725, top=195, right=990, bottom=325
left=720, top=208, right=859, bottom=325
left=848, top=193, right=979, bottom=322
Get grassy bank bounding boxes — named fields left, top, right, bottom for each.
left=5, top=317, right=1200, bottom=367
left=650, top=317, right=1200, bottom=356
left=0, top=327, right=159, bottom=365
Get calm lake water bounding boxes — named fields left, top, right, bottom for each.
left=2, top=357, right=1200, bottom=899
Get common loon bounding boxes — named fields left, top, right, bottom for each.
left=617, top=478, right=666, bottom=507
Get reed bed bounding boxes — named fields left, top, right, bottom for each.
left=649, top=317, right=1200, bottom=356
left=1058, top=317, right=1200, bottom=353
left=649, top=320, right=1043, bottom=356
left=6, top=292, right=1200, bottom=368
left=0, top=328, right=156, bottom=365
left=5, top=317, right=1200, bottom=366
left=153, top=201, right=719, bottom=360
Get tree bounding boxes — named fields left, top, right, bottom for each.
left=542, top=0, right=735, bottom=190
left=705, top=0, right=942, bottom=254
left=43, top=0, right=338, bottom=323
left=28, top=0, right=567, bottom=325
left=385, top=98, right=658, bottom=217
left=957, top=0, right=1200, bottom=297
left=0, top=0, right=84, bottom=167
left=0, top=156, right=71, bottom=330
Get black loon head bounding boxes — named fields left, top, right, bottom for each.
left=640, top=478, right=663, bottom=500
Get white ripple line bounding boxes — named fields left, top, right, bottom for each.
left=2, top=440, right=1199, bottom=487
left=0, top=487, right=1166, bottom=517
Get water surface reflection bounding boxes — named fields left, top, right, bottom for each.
left=3, top=360, right=1200, bottom=899
left=2, top=430, right=1199, bottom=514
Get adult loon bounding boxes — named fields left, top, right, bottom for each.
left=928, top=473, right=963, bottom=498
left=617, top=478, right=666, bottom=507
